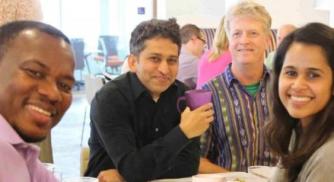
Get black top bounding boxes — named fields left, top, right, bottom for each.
left=85, top=72, right=200, bottom=182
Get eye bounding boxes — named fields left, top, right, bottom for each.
left=249, top=31, right=259, bottom=37
left=149, top=56, right=160, bottom=63
left=308, top=72, right=320, bottom=79
left=57, top=81, right=73, bottom=93
left=167, top=58, right=178, bottom=65
left=232, top=32, right=241, bottom=38
left=283, top=70, right=297, bottom=77
left=24, top=68, right=45, bottom=79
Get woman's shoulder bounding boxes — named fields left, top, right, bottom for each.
left=316, top=133, right=334, bottom=157
left=297, top=133, right=334, bottom=181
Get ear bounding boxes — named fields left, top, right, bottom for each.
left=127, top=54, right=138, bottom=72
left=265, top=33, right=271, bottom=50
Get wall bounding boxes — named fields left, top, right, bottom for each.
left=315, top=0, right=334, bottom=25
left=257, top=0, right=329, bottom=28
left=158, top=0, right=226, bottom=28
left=160, top=0, right=330, bottom=29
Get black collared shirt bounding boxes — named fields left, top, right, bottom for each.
left=85, top=72, right=200, bottom=182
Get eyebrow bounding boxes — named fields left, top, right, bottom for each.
left=21, top=59, right=49, bottom=70
left=21, top=60, right=75, bottom=82
left=283, top=65, right=325, bottom=73
left=149, top=53, right=178, bottom=58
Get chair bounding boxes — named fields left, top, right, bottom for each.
left=71, top=38, right=90, bottom=90
left=80, top=74, right=104, bottom=147
left=80, top=147, right=90, bottom=176
left=201, top=28, right=216, bottom=50
left=97, top=35, right=123, bottom=74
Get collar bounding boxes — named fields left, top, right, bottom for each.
left=129, top=72, right=147, bottom=100
left=0, top=114, right=40, bottom=155
left=0, top=114, right=25, bottom=145
left=224, top=63, right=271, bottom=87
left=128, top=72, right=178, bottom=101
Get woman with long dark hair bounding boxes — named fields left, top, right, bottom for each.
left=266, top=22, right=334, bottom=181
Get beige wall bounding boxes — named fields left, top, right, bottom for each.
left=158, top=0, right=225, bottom=28
left=160, top=0, right=329, bottom=29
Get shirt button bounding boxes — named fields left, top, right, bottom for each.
left=242, top=139, right=247, bottom=147
left=239, top=129, right=245, bottom=136
left=155, top=128, right=159, bottom=132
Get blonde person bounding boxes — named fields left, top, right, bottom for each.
left=200, top=1, right=277, bottom=173
left=266, top=22, right=334, bottom=182
left=196, top=16, right=232, bottom=88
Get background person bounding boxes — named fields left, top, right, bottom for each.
left=265, top=24, right=296, bottom=69
left=196, top=16, right=232, bottom=89
left=177, top=24, right=206, bottom=89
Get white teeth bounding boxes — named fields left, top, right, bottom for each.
left=28, top=105, right=51, bottom=116
left=290, top=96, right=311, bottom=102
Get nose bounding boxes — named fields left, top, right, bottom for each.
left=38, top=79, right=62, bottom=104
left=158, top=60, right=170, bottom=75
left=291, top=76, right=308, bottom=91
left=240, top=33, right=251, bottom=44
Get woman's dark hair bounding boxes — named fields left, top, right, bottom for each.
left=265, top=22, right=334, bottom=182
left=0, top=20, right=70, bottom=60
left=129, top=18, right=181, bottom=56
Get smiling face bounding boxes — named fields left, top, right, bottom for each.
left=228, top=16, right=269, bottom=66
left=279, top=42, right=333, bottom=127
left=0, top=29, right=75, bottom=142
left=129, top=37, right=179, bottom=101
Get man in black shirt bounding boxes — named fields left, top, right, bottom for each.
left=85, top=18, right=214, bottom=182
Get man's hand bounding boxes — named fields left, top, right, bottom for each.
left=179, top=103, right=214, bottom=139
left=98, top=169, right=125, bottom=182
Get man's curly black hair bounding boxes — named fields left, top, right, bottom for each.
left=129, top=18, right=181, bottom=56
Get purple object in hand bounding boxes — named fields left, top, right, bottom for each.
left=177, top=89, right=212, bottom=111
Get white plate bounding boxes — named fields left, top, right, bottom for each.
left=149, top=177, right=192, bottom=182
left=193, top=172, right=268, bottom=182
left=248, top=166, right=276, bottom=179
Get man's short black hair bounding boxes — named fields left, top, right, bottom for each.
left=0, top=20, right=71, bottom=60
left=129, top=18, right=181, bottom=56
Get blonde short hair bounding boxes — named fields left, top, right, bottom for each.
left=224, top=1, right=272, bottom=36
